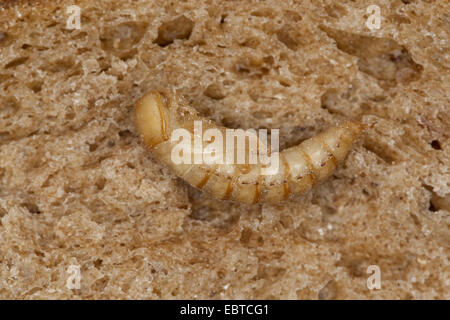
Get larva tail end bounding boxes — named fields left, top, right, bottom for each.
left=340, top=121, right=366, bottom=137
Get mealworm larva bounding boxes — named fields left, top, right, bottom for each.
left=135, top=90, right=364, bottom=204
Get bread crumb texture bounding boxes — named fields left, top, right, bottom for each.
left=0, top=0, right=448, bottom=299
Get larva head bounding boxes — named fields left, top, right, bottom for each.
left=135, top=91, right=170, bottom=148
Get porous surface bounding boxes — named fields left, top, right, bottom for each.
left=0, top=0, right=448, bottom=299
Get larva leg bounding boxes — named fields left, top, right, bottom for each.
left=134, top=90, right=364, bottom=204
left=258, top=153, right=290, bottom=203
left=280, top=147, right=316, bottom=197
left=232, top=165, right=262, bottom=204
left=201, top=164, right=236, bottom=200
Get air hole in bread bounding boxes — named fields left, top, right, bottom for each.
left=221, top=116, right=240, bottom=129
left=429, top=191, right=450, bottom=212
left=278, top=79, right=291, bottom=87
left=250, top=8, right=275, bottom=17
left=321, top=26, right=423, bottom=85
left=389, top=13, right=411, bottom=24
left=429, top=201, right=438, bottom=212
left=92, top=276, right=109, bottom=292
left=283, top=10, right=302, bottom=22
left=118, top=129, right=132, bottom=139
left=46, top=21, right=57, bottom=28
left=101, top=21, right=148, bottom=58
left=27, top=80, right=43, bottom=93
left=95, top=176, right=106, bottom=190
left=0, top=73, right=11, bottom=85
left=430, top=140, right=441, bottom=150
left=0, top=31, right=12, bottom=47
left=322, top=206, right=337, bottom=215
left=234, top=56, right=269, bottom=78
left=363, top=143, right=396, bottom=164
left=0, top=206, right=5, bottom=221
left=263, top=55, right=274, bottom=65
left=318, top=280, right=338, bottom=300
left=21, top=202, right=41, bottom=214
left=279, top=214, right=294, bottom=228
left=0, top=31, right=6, bottom=42
left=321, top=89, right=345, bottom=116
left=152, top=288, right=162, bottom=298
left=252, top=109, right=273, bottom=119
left=204, top=83, right=225, bottom=100
left=72, top=31, right=87, bottom=40
left=219, top=14, right=227, bottom=24
left=239, top=227, right=252, bottom=245
left=65, top=110, right=76, bottom=120
left=239, top=36, right=260, bottom=49
left=256, top=265, right=286, bottom=281
left=1, top=98, right=19, bottom=118
left=276, top=25, right=297, bottom=50
left=93, top=258, right=103, bottom=268
left=189, top=205, right=216, bottom=222
left=41, top=57, right=76, bottom=73
left=5, top=56, right=28, bottom=69
left=88, top=143, right=99, bottom=152
left=324, top=4, right=347, bottom=18
left=154, top=15, right=194, bottom=47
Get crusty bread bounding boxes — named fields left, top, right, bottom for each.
left=0, top=0, right=448, bottom=299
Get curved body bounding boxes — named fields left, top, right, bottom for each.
left=135, top=90, right=363, bottom=204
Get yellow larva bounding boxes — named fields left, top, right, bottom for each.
left=134, top=90, right=364, bottom=204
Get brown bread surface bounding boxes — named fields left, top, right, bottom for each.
left=0, top=0, right=448, bottom=299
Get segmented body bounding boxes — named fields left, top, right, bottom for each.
left=135, top=90, right=363, bottom=204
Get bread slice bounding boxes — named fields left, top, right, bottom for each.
left=0, top=0, right=448, bottom=299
